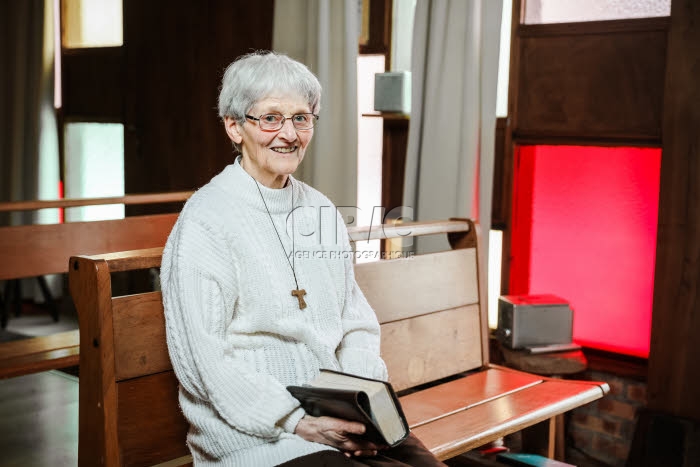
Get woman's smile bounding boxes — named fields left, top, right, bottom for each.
left=270, top=145, right=298, bottom=154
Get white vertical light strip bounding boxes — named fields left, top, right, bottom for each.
left=64, top=123, right=125, bottom=221
left=488, top=229, right=503, bottom=329
left=391, top=0, right=417, bottom=72
left=356, top=55, right=385, bottom=263
left=53, top=0, right=61, bottom=109
left=496, top=0, right=512, bottom=118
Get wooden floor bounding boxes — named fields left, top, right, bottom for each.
left=0, top=371, right=78, bottom=466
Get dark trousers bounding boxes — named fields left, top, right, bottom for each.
left=276, top=433, right=447, bottom=467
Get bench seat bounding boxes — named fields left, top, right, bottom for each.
left=403, top=366, right=607, bottom=460
left=0, top=330, right=79, bottom=379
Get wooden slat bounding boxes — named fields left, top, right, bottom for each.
left=0, top=213, right=178, bottom=280
left=412, top=379, right=608, bottom=460
left=0, top=330, right=80, bottom=379
left=399, top=368, right=543, bottom=427
left=357, top=249, right=479, bottom=324
left=380, top=305, right=482, bottom=391
left=348, top=220, right=469, bottom=242
left=0, top=330, right=78, bottom=360
left=0, top=346, right=79, bottom=379
left=90, top=248, right=166, bottom=273
left=74, top=220, right=473, bottom=275
left=116, top=371, right=189, bottom=467
left=112, top=292, right=171, bottom=381
left=0, top=192, right=192, bottom=213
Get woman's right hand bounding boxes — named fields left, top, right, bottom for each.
left=294, top=415, right=382, bottom=457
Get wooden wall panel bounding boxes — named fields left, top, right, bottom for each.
left=62, top=48, right=123, bottom=121
left=123, top=0, right=274, bottom=209
left=647, top=0, right=700, bottom=422
left=514, top=19, right=667, bottom=143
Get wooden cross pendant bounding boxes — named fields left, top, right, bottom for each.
left=292, top=289, right=307, bottom=310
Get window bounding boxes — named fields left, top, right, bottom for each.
left=62, top=0, right=123, bottom=48
left=509, top=145, right=661, bottom=357
left=63, top=123, right=125, bottom=221
left=60, top=0, right=124, bottom=221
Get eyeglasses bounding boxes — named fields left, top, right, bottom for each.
left=245, top=113, right=319, bottom=131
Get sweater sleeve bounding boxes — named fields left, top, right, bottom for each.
left=161, top=216, right=305, bottom=439
left=334, top=217, right=389, bottom=381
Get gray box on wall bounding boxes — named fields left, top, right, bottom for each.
left=374, top=71, right=411, bottom=113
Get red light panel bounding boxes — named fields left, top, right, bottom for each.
left=510, top=145, right=661, bottom=357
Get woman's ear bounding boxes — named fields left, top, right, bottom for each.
left=224, top=117, right=243, bottom=144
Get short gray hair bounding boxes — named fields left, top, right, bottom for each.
left=218, top=51, right=322, bottom=122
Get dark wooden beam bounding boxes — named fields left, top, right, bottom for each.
left=491, top=117, right=508, bottom=228
left=380, top=115, right=409, bottom=215
left=647, top=0, right=700, bottom=421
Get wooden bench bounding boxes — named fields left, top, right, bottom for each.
left=69, top=218, right=609, bottom=466
left=0, top=192, right=190, bottom=379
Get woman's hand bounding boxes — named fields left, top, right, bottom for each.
left=294, top=415, right=382, bottom=457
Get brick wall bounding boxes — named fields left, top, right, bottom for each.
left=566, top=370, right=647, bottom=466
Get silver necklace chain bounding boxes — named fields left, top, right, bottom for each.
left=254, top=178, right=300, bottom=291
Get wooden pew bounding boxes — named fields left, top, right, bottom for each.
left=0, top=192, right=191, bottom=379
left=69, top=219, right=609, bottom=466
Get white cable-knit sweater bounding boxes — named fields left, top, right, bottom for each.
left=160, top=157, right=389, bottom=466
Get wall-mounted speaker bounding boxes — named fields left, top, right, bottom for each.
left=374, top=71, right=411, bottom=114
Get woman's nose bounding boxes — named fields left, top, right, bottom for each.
left=278, top=119, right=297, bottom=140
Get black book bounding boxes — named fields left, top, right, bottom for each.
left=287, top=369, right=410, bottom=447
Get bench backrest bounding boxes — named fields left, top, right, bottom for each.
left=69, top=218, right=485, bottom=466
left=0, top=192, right=191, bottom=280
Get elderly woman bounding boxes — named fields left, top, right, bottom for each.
left=161, top=52, right=445, bottom=466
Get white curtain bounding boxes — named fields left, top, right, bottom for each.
left=403, top=0, right=502, bottom=302
left=0, top=0, right=61, bottom=299
left=0, top=0, right=47, bottom=226
left=272, top=0, right=359, bottom=208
